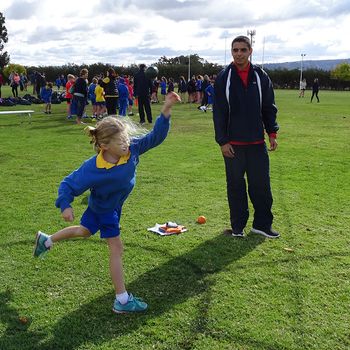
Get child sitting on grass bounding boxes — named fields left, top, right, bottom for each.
left=34, top=92, right=181, bottom=314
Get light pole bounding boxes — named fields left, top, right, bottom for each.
left=300, top=53, right=306, bottom=83
left=224, top=35, right=227, bottom=66
left=188, top=53, right=191, bottom=82
left=261, top=36, right=265, bottom=69
left=247, top=29, right=256, bottom=62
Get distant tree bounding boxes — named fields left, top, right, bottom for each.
left=0, top=12, right=10, bottom=69
left=331, top=63, right=350, bottom=81
left=154, top=54, right=223, bottom=81
left=3, top=63, right=26, bottom=80
left=20, top=58, right=350, bottom=90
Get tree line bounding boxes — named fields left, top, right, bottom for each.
left=2, top=59, right=349, bottom=91
left=266, top=65, right=350, bottom=90
left=1, top=11, right=350, bottom=90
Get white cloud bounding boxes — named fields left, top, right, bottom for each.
left=5, top=0, right=40, bottom=19
left=1, top=0, right=350, bottom=66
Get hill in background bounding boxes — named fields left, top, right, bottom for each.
left=262, top=58, right=350, bottom=71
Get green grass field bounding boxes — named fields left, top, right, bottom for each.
left=0, top=86, right=349, bottom=350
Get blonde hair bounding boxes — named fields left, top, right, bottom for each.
left=85, top=116, right=147, bottom=153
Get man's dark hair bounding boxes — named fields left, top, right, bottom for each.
left=107, top=68, right=116, bottom=77
left=231, top=35, right=251, bottom=49
left=139, top=64, right=146, bottom=71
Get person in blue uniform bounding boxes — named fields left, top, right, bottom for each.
left=55, top=76, right=61, bottom=91
left=88, top=77, right=98, bottom=118
left=117, top=77, right=129, bottom=117
left=34, top=92, right=181, bottom=314
left=41, top=82, right=53, bottom=114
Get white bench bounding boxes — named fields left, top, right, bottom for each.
left=0, top=110, right=35, bottom=123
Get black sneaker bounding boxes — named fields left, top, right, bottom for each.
left=223, top=229, right=244, bottom=238
left=232, top=230, right=244, bottom=237
left=251, top=227, right=280, bottom=239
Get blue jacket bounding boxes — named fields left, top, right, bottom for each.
left=213, top=63, right=279, bottom=145
left=88, top=83, right=97, bottom=101
left=118, top=82, right=129, bottom=100
left=55, top=115, right=170, bottom=214
left=40, top=87, right=52, bottom=102
left=160, top=81, right=167, bottom=94
left=205, top=84, right=214, bottom=105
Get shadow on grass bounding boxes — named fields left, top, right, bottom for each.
left=45, top=234, right=265, bottom=349
left=1, top=236, right=349, bottom=349
left=0, top=290, right=46, bottom=350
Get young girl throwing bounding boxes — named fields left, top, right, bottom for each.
left=34, top=92, right=181, bottom=314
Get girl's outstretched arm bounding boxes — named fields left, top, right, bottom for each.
left=161, top=92, right=181, bottom=118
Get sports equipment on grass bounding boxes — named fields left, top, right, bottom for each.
left=196, top=215, right=207, bottom=224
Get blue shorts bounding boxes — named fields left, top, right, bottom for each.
left=80, top=207, right=121, bottom=238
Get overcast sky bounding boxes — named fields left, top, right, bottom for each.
left=2, top=0, right=350, bottom=67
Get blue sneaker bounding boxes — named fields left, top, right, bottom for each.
left=112, top=293, right=148, bottom=314
left=33, top=231, right=50, bottom=258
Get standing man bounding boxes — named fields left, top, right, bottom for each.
left=35, top=71, right=46, bottom=98
left=310, top=78, right=320, bottom=103
left=134, top=64, right=153, bottom=124
left=213, top=35, right=280, bottom=238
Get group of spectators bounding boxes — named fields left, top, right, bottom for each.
left=39, top=65, right=217, bottom=124
left=150, top=73, right=216, bottom=106
left=0, top=65, right=218, bottom=124
left=2, top=71, right=30, bottom=97
left=61, top=68, right=136, bottom=124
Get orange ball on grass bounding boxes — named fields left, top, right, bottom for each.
left=196, top=215, right=207, bottom=224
